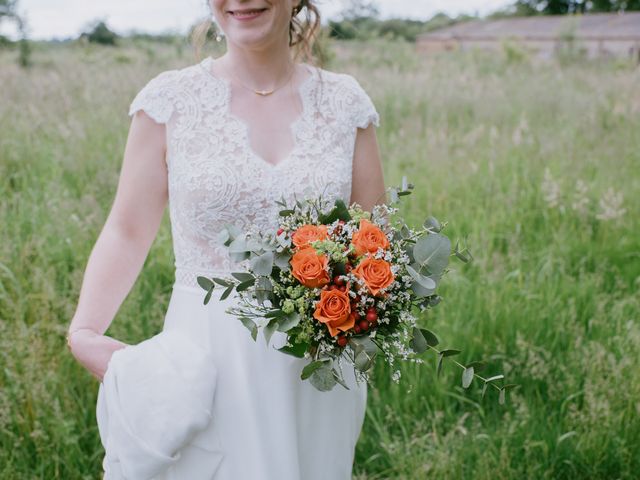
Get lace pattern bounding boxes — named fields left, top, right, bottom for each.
left=129, top=57, right=380, bottom=288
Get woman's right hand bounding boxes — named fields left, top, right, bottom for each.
left=67, top=328, right=131, bottom=382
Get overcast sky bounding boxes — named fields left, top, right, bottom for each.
left=1, top=1, right=512, bottom=40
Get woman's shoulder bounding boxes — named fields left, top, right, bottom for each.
left=311, top=65, right=380, bottom=129
left=128, top=59, right=212, bottom=124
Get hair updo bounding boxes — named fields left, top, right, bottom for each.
left=191, top=1, right=322, bottom=65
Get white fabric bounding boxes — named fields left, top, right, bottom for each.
left=96, top=57, right=378, bottom=479
left=128, top=56, right=380, bottom=288
left=97, top=329, right=224, bottom=479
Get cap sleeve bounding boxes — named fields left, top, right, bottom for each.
left=128, top=70, right=178, bottom=124
left=342, top=74, right=380, bottom=130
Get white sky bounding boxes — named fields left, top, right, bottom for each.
left=1, top=1, right=511, bottom=41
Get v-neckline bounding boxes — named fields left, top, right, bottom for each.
left=200, top=56, right=317, bottom=170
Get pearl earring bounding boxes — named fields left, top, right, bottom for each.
left=211, top=15, right=225, bottom=42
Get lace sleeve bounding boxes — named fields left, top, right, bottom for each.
left=342, top=74, right=380, bottom=130
left=128, top=70, right=178, bottom=124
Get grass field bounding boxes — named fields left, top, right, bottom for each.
left=1, top=38, right=639, bottom=479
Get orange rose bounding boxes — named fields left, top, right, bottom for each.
left=353, top=256, right=395, bottom=296
left=291, top=224, right=329, bottom=249
left=290, top=246, right=330, bottom=288
left=313, top=288, right=354, bottom=337
left=351, top=219, right=389, bottom=256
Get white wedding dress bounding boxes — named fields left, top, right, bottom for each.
left=96, top=56, right=380, bottom=480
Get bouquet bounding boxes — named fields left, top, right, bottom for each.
left=198, top=179, right=509, bottom=399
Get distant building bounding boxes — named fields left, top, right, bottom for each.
left=416, top=12, right=640, bottom=61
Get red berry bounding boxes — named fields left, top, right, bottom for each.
left=359, top=320, right=370, bottom=331
left=336, top=335, right=348, bottom=347
left=366, top=311, right=378, bottom=322
left=351, top=310, right=360, bottom=321
left=367, top=306, right=377, bottom=313
left=370, top=318, right=378, bottom=327
left=277, top=228, right=284, bottom=236
left=354, top=324, right=362, bottom=334
left=339, top=285, right=346, bottom=292
left=333, top=275, right=344, bottom=286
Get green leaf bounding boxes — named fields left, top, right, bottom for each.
left=482, top=381, right=489, bottom=399
left=197, top=276, right=214, bottom=291
left=437, top=353, right=444, bottom=377
left=332, top=368, right=350, bottom=390
left=236, top=279, right=255, bottom=292
left=413, top=233, right=451, bottom=276
left=212, top=277, right=232, bottom=287
left=462, top=367, right=474, bottom=389
left=409, top=327, right=429, bottom=354
left=301, top=359, right=329, bottom=380
left=499, top=388, right=506, bottom=405
left=250, top=251, right=274, bottom=276
left=220, top=284, right=234, bottom=301
left=239, top=317, right=258, bottom=341
left=466, top=361, right=486, bottom=373
left=440, top=349, right=461, bottom=357
left=277, top=340, right=309, bottom=358
left=423, top=216, right=442, bottom=232
left=228, top=235, right=249, bottom=253
left=263, top=317, right=279, bottom=347
left=276, top=312, right=301, bottom=332
left=406, top=264, right=437, bottom=290
left=274, top=251, right=291, bottom=270
left=309, top=364, right=338, bottom=391
left=485, top=375, right=505, bottom=383
left=203, top=287, right=213, bottom=305
left=231, top=272, right=254, bottom=282
left=318, top=199, right=352, bottom=224
left=420, top=328, right=439, bottom=347
left=279, top=209, right=295, bottom=216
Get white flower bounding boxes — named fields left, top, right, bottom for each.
left=596, top=187, right=626, bottom=221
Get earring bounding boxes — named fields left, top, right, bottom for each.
left=211, top=15, right=225, bottom=42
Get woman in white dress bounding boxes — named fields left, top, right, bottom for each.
left=66, top=1, right=385, bottom=478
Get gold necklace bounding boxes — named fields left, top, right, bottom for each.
left=225, top=62, right=296, bottom=96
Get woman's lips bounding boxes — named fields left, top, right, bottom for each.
left=228, top=8, right=267, bottom=21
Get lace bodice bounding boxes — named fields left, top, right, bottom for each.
left=128, top=56, right=380, bottom=288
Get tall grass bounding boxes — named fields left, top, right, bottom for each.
left=1, top=39, right=638, bottom=479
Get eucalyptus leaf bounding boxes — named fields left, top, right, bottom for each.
left=420, top=328, right=439, bottom=347
left=228, top=235, right=249, bottom=253
left=413, top=233, right=451, bottom=276
left=197, top=276, right=214, bottom=291
left=236, top=279, right=255, bottom=292
left=239, top=317, right=258, bottom=341
left=220, top=284, right=234, bottom=301
left=277, top=340, right=308, bottom=358
left=216, top=228, right=230, bottom=245
left=301, top=359, right=330, bottom=380
left=250, top=251, right=274, bottom=276
left=203, top=287, right=213, bottom=305
left=263, top=317, right=279, bottom=347
left=276, top=312, right=301, bottom=332
left=485, top=375, right=505, bottom=383
left=332, top=369, right=350, bottom=390
left=231, top=272, right=254, bottom=282
left=212, top=277, right=232, bottom=287
left=440, top=349, right=461, bottom=357
left=407, top=264, right=437, bottom=290
left=310, top=364, right=337, bottom=391
left=499, top=388, right=506, bottom=405
left=462, top=367, right=474, bottom=389
left=409, top=327, right=429, bottom=354
left=424, top=216, right=442, bottom=232
left=274, top=251, right=292, bottom=270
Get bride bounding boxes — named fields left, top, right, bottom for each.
left=66, top=0, right=385, bottom=478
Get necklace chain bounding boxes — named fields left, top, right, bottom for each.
left=224, top=62, right=296, bottom=96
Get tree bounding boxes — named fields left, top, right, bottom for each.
left=339, top=0, right=380, bottom=21
left=512, top=0, right=639, bottom=14
left=0, top=0, right=31, bottom=67
left=82, top=20, right=119, bottom=46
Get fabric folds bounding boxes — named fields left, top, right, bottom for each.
left=96, top=329, right=223, bottom=479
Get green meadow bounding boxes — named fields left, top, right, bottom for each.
left=1, top=39, right=638, bottom=479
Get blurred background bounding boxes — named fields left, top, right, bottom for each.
left=1, top=1, right=639, bottom=478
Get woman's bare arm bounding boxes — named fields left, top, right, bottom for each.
left=350, top=123, right=386, bottom=212
left=66, top=110, right=168, bottom=382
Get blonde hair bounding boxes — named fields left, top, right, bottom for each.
left=191, top=1, right=323, bottom=66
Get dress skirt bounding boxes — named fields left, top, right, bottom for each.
left=97, top=281, right=368, bottom=480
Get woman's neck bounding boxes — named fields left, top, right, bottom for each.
left=218, top=41, right=297, bottom=88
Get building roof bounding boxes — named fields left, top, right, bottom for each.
left=418, top=12, right=640, bottom=41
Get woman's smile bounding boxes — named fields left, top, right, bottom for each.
left=226, top=7, right=269, bottom=22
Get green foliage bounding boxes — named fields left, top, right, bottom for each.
left=82, top=20, right=119, bottom=46
left=0, top=40, right=639, bottom=478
